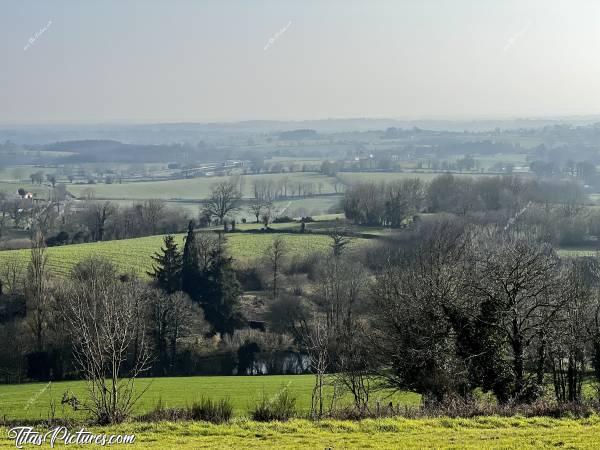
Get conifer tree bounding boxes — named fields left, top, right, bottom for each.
left=148, top=235, right=182, bottom=293
left=181, top=221, right=201, bottom=300
left=199, top=233, right=244, bottom=335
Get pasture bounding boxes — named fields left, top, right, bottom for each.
left=0, top=232, right=367, bottom=278
left=67, top=172, right=339, bottom=200
left=0, top=375, right=419, bottom=422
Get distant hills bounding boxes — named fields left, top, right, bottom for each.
left=2, top=116, right=600, bottom=145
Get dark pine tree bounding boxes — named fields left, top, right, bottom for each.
left=148, top=235, right=182, bottom=293
left=181, top=220, right=201, bottom=300
left=199, top=236, right=244, bottom=335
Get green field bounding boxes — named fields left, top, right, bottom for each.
left=0, top=375, right=419, bottom=422
left=67, top=173, right=339, bottom=200
left=3, top=416, right=600, bottom=449
left=336, top=171, right=494, bottom=185
left=0, top=181, right=49, bottom=198
left=108, top=195, right=344, bottom=221
left=0, top=232, right=366, bottom=277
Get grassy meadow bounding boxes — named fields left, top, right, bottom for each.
left=0, top=375, right=419, bottom=422
left=0, top=232, right=364, bottom=278
left=67, top=172, right=339, bottom=200
left=3, top=416, right=600, bottom=448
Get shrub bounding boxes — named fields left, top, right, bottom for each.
left=250, top=386, right=297, bottom=421
left=189, top=397, right=233, bottom=423
left=273, top=216, right=294, bottom=223
left=139, top=396, right=233, bottom=423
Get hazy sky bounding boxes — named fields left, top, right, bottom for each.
left=2, top=0, right=600, bottom=124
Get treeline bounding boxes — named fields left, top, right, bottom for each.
left=363, top=221, right=600, bottom=406
left=343, top=174, right=595, bottom=246
left=275, top=219, right=600, bottom=415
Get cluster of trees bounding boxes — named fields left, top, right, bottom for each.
left=150, top=223, right=244, bottom=336
left=43, top=199, right=190, bottom=245
left=343, top=174, right=586, bottom=227
left=273, top=219, right=600, bottom=417
left=367, top=222, right=600, bottom=405
left=0, top=224, right=248, bottom=385
left=343, top=179, right=425, bottom=226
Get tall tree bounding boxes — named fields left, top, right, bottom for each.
left=148, top=235, right=182, bottom=294
left=264, top=236, right=287, bottom=299
left=199, top=237, right=243, bottom=335
left=203, top=180, right=242, bottom=224
left=181, top=221, right=201, bottom=299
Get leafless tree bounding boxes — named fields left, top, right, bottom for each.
left=248, top=200, right=264, bottom=224
left=140, top=199, right=165, bottom=235
left=465, top=230, right=564, bottom=400
left=146, top=289, right=206, bottom=374
left=195, top=232, right=221, bottom=270
left=24, top=230, right=53, bottom=352
left=88, top=201, right=116, bottom=241
left=60, top=262, right=151, bottom=424
left=1, top=254, right=24, bottom=294
left=264, top=236, right=287, bottom=299
left=203, top=180, right=242, bottom=224
left=261, top=202, right=275, bottom=227
left=546, top=259, right=593, bottom=402
left=299, top=314, right=331, bottom=419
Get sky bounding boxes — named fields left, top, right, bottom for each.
left=1, top=0, right=600, bottom=124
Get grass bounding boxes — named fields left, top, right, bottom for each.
left=67, top=172, right=339, bottom=200
left=3, top=416, right=600, bottom=448
left=557, top=247, right=600, bottom=258
left=0, top=232, right=368, bottom=278
left=0, top=375, right=419, bottom=422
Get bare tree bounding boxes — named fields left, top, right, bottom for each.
left=264, top=236, right=287, bottom=299
left=141, top=199, right=165, bottom=235
left=146, top=289, right=206, bottom=374
left=24, top=230, right=53, bottom=352
left=248, top=200, right=264, bottom=224
left=299, top=314, right=331, bottom=419
left=195, top=232, right=220, bottom=271
left=61, top=261, right=151, bottom=424
left=1, top=254, right=24, bottom=294
left=261, top=202, right=275, bottom=227
left=465, top=231, right=564, bottom=401
left=88, top=201, right=115, bottom=241
left=203, top=180, right=242, bottom=224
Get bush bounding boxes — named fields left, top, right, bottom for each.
left=139, top=396, right=233, bottom=423
left=273, top=216, right=294, bottom=223
left=188, top=397, right=233, bottom=423
left=250, top=386, right=297, bottom=421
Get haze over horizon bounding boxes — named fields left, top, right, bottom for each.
left=2, top=0, right=600, bottom=124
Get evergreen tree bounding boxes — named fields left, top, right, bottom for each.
left=148, top=235, right=182, bottom=293
left=199, top=235, right=244, bottom=335
left=181, top=221, right=201, bottom=300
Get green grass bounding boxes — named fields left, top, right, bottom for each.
left=3, top=416, right=600, bottom=448
left=557, top=247, right=600, bottom=258
left=0, top=181, right=49, bottom=198
left=0, top=232, right=367, bottom=278
left=67, top=173, right=339, bottom=200
left=0, top=375, right=419, bottom=422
